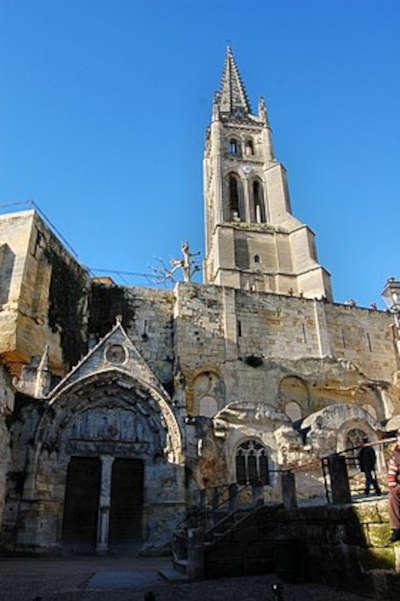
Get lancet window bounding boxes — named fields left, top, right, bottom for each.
left=252, top=180, right=266, bottom=223
left=229, top=138, right=239, bottom=156
left=235, top=440, right=270, bottom=485
left=228, top=174, right=244, bottom=221
left=245, top=139, right=254, bottom=156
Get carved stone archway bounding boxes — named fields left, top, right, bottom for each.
left=18, top=369, right=184, bottom=551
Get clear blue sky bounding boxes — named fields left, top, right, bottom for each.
left=1, top=0, right=399, bottom=306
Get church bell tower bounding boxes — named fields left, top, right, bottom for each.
left=203, top=47, right=332, bottom=300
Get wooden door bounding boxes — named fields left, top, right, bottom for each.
left=109, top=458, right=143, bottom=543
left=62, top=456, right=101, bottom=545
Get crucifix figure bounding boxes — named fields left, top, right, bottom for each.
left=169, top=241, right=200, bottom=283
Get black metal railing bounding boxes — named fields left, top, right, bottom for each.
left=321, top=437, right=396, bottom=504
left=172, top=470, right=293, bottom=563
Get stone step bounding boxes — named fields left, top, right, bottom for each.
left=159, top=567, right=189, bottom=583
left=172, top=558, right=189, bottom=575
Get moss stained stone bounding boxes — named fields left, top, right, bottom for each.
left=88, top=283, right=136, bottom=340
left=377, top=502, right=391, bottom=524
left=368, top=523, right=392, bottom=547
left=358, top=547, right=395, bottom=571
left=45, top=247, right=88, bottom=369
left=352, top=502, right=382, bottom=524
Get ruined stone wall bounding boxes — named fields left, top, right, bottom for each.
left=0, top=366, right=14, bottom=530
left=0, top=210, right=90, bottom=376
left=0, top=212, right=33, bottom=371
left=1, top=393, right=40, bottom=546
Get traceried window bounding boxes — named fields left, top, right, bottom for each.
left=252, top=180, right=266, bottom=223
left=235, top=440, right=270, bottom=485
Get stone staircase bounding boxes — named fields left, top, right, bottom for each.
left=171, top=483, right=278, bottom=578
left=174, top=496, right=400, bottom=599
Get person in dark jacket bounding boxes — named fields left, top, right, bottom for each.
left=357, top=437, right=382, bottom=496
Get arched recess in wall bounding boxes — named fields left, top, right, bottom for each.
left=362, top=404, right=378, bottom=421
left=357, top=386, right=385, bottom=421
left=244, top=138, right=254, bottom=156
left=192, top=370, right=225, bottom=418
left=250, top=178, right=266, bottom=223
left=228, top=137, right=241, bottom=157
left=35, top=370, right=183, bottom=469
left=279, top=376, right=310, bottom=416
left=345, top=427, right=369, bottom=466
left=235, top=439, right=270, bottom=485
left=284, top=401, right=302, bottom=422
left=343, top=422, right=383, bottom=474
left=336, top=412, right=383, bottom=472
left=225, top=172, right=245, bottom=222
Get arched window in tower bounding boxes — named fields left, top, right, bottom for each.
left=229, top=138, right=239, bottom=156
left=235, top=440, right=270, bottom=485
left=252, top=180, right=266, bottom=223
left=245, top=139, right=254, bottom=156
left=228, top=174, right=244, bottom=221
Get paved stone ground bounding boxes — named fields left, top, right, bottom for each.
left=0, top=556, right=371, bottom=601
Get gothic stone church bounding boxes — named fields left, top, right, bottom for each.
left=0, top=48, right=398, bottom=554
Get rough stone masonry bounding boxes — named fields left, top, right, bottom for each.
left=0, top=47, right=399, bottom=555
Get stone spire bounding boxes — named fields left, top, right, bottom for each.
left=203, top=48, right=332, bottom=301
left=219, top=46, right=251, bottom=115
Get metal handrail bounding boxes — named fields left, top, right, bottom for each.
left=203, top=482, right=265, bottom=538
left=174, top=470, right=290, bottom=537
left=173, top=483, right=231, bottom=532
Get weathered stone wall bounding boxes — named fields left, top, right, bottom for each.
left=1, top=394, right=41, bottom=547
left=174, top=282, right=396, bottom=417
left=324, top=302, right=397, bottom=382
left=0, top=212, right=399, bottom=553
left=0, top=210, right=90, bottom=377
left=172, top=282, right=398, bottom=495
left=0, top=366, right=14, bottom=530
left=1, top=319, right=185, bottom=554
left=204, top=500, right=400, bottom=599
left=115, top=286, right=175, bottom=388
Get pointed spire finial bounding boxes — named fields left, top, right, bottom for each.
left=219, top=46, right=251, bottom=115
